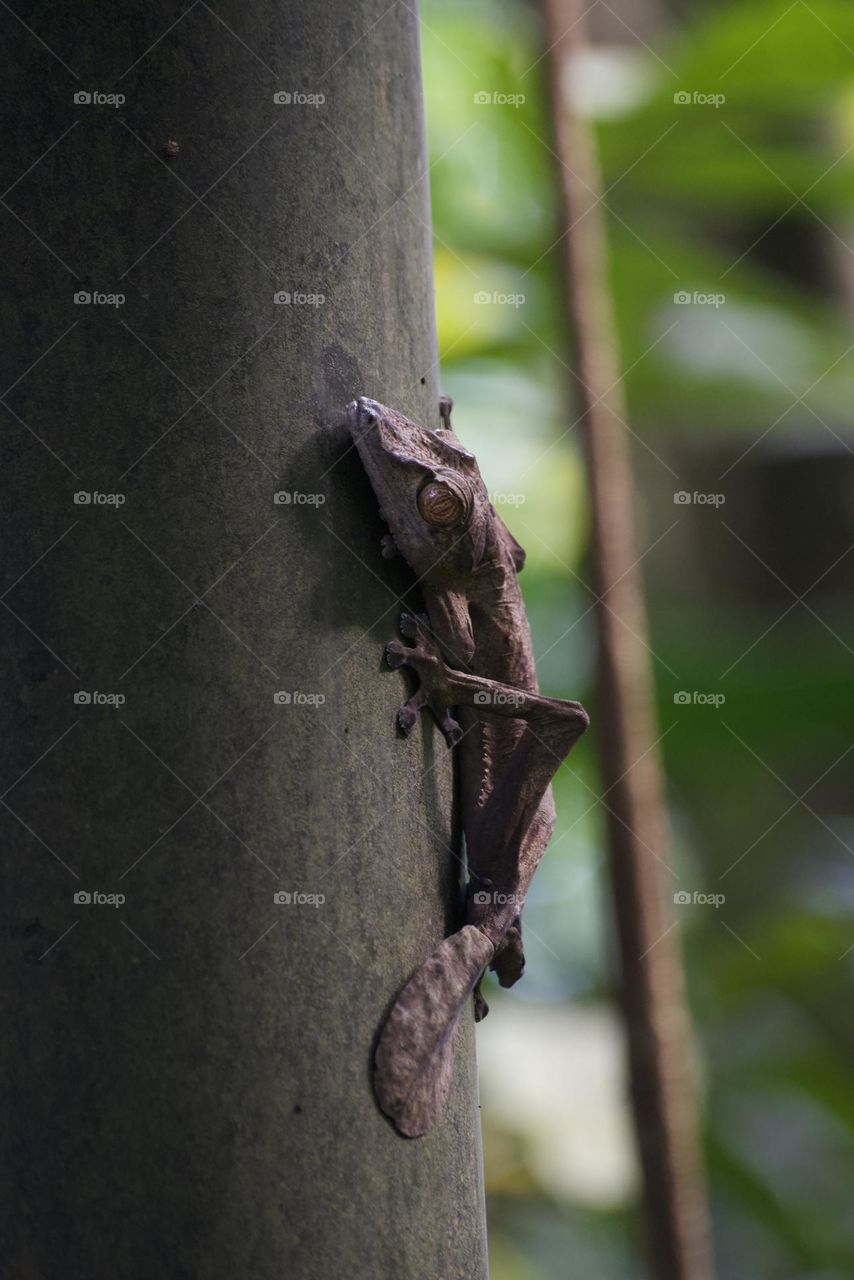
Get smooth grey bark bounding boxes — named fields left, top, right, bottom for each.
left=0, top=4, right=488, bottom=1277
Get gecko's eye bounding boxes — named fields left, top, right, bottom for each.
left=417, top=476, right=470, bottom=528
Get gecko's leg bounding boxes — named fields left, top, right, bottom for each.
left=389, top=610, right=585, bottom=719
left=396, top=687, right=426, bottom=735
left=387, top=609, right=586, bottom=768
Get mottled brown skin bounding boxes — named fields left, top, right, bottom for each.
left=348, top=396, right=589, bottom=1136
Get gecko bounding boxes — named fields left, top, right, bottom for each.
left=347, top=394, right=589, bottom=1137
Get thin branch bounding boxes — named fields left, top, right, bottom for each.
left=538, top=4, right=716, bottom=1278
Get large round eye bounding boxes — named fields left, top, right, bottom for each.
left=417, top=477, right=469, bottom=528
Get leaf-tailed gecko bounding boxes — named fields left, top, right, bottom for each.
left=347, top=394, right=589, bottom=1136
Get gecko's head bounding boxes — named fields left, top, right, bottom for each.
left=347, top=396, right=491, bottom=582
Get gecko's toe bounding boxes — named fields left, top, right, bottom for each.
left=439, top=712, right=463, bottom=748
left=397, top=704, right=418, bottom=734
left=385, top=641, right=409, bottom=670
left=399, top=611, right=430, bottom=642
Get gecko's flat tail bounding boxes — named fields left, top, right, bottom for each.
left=374, top=925, right=495, bottom=1137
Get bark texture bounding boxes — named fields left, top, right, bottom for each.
left=0, top=4, right=488, bottom=1277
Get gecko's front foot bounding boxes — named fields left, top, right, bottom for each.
left=386, top=612, right=463, bottom=748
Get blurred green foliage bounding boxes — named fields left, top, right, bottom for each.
left=421, top=1, right=854, bottom=1276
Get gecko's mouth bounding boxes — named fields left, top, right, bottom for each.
left=346, top=396, right=381, bottom=433
left=346, top=398, right=389, bottom=455
left=348, top=397, right=421, bottom=466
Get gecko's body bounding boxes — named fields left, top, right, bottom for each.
left=437, top=489, right=558, bottom=983
left=348, top=395, right=588, bottom=1135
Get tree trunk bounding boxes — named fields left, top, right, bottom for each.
left=0, top=3, right=488, bottom=1276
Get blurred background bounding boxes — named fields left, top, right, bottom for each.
left=420, top=1, right=854, bottom=1276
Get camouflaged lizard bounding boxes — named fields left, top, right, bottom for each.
left=348, top=395, right=589, bottom=1137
